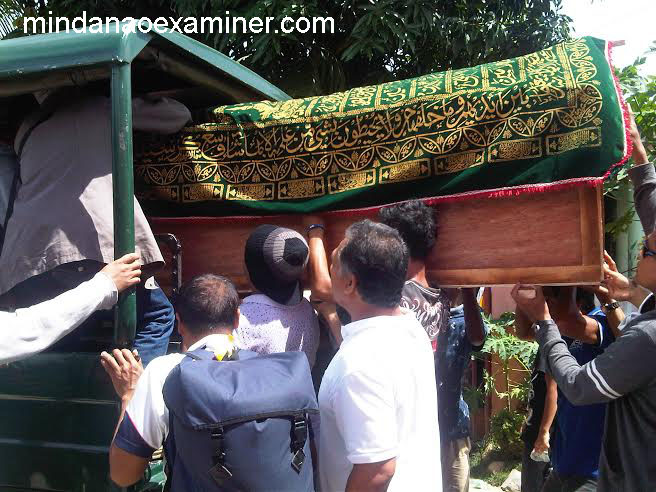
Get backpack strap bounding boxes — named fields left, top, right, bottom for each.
left=290, top=414, right=308, bottom=474
left=208, top=426, right=239, bottom=488
left=185, top=347, right=240, bottom=362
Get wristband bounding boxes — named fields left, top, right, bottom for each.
left=602, top=301, right=620, bottom=312
left=307, top=224, right=325, bottom=235
left=532, top=319, right=556, bottom=335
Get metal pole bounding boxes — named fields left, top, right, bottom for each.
left=110, top=63, right=137, bottom=346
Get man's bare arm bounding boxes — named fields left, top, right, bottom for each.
left=303, top=217, right=334, bottom=302
left=108, top=445, right=150, bottom=487
left=346, top=459, right=397, bottom=492
left=533, top=373, right=557, bottom=454
left=101, top=348, right=150, bottom=487
left=514, top=307, right=535, bottom=341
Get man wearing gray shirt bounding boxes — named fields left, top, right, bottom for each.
left=0, top=90, right=191, bottom=365
left=512, top=116, right=656, bottom=492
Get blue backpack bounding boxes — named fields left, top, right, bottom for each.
left=162, top=348, right=318, bottom=491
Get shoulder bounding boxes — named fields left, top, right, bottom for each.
left=404, top=280, right=445, bottom=298
left=586, top=313, right=614, bottom=346
left=622, top=311, right=656, bottom=341
left=127, top=353, right=185, bottom=419
left=140, top=353, right=186, bottom=390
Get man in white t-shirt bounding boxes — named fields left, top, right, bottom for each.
left=318, top=219, right=441, bottom=492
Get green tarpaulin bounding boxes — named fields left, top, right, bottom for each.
left=135, top=37, right=629, bottom=217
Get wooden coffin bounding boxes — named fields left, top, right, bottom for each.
left=151, top=185, right=603, bottom=293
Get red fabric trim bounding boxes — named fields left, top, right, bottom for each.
left=151, top=41, right=631, bottom=224
left=602, top=40, right=633, bottom=180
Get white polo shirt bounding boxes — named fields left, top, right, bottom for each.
left=318, top=313, right=441, bottom=492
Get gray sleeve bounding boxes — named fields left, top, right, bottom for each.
left=629, top=163, right=656, bottom=234
left=536, top=319, right=656, bottom=405
left=0, top=146, right=17, bottom=221
left=132, top=97, right=191, bottom=134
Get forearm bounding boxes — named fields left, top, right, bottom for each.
left=315, top=302, right=343, bottom=347
left=0, top=273, right=117, bottom=364
left=538, top=373, right=557, bottom=437
left=536, top=320, right=614, bottom=405
left=346, top=460, right=396, bottom=492
left=514, top=308, right=535, bottom=341
left=307, top=230, right=334, bottom=302
left=604, top=307, right=625, bottom=339
left=462, top=289, right=486, bottom=346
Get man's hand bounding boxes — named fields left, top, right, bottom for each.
left=533, top=429, right=550, bottom=455
left=581, top=283, right=614, bottom=305
left=100, top=348, right=143, bottom=403
left=629, top=109, right=649, bottom=166
left=510, top=284, right=551, bottom=323
left=602, top=251, right=631, bottom=302
left=101, top=253, right=142, bottom=292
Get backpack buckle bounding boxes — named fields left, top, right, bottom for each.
left=209, top=427, right=232, bottom=484
left=290, top=416, right=307, bottom=473
left=291, top=417, right=307, bottom=451
left=291, top=448, right=306, bottom=474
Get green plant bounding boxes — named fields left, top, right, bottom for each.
left=488, top=407, right=526, bottom=458
left=479, top=312, right=537, bottom=411
left=464, top=312, right=536, bottom=455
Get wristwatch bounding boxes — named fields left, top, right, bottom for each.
left=602, top=301, right=620, bottom=313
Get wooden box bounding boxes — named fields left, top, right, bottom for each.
left=151, top=185, right=603, bottom=293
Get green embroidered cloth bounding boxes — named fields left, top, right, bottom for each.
left=135, top=36, right=628, bottom=217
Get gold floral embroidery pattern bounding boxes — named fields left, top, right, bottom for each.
left=135, top=38, right=612, bottom=204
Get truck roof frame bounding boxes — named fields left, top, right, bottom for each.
left=0, top=22, right=290, bottom=102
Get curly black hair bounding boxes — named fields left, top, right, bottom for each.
left=378, top=200, right=437, bottom=260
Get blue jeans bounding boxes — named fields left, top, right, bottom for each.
left=10, top=260, right=174, bottom=366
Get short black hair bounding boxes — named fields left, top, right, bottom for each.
left=339, top=219, right=409, bottom=308
left=378, top=200, right=437, bottom=260
left=576, top=288, right=596, bottom=314
left=174, top=274, right=239, bottom=335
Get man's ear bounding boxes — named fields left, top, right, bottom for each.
left=344, top=272, right=357, bottom=296
left=176, top=313, right=186, bottom=338
left=233, top=308, right=240, bottom=330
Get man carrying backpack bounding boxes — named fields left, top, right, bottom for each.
left=101, top=274, right=318, bottom=490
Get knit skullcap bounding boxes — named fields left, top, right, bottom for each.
left=244, top=224, right=309, bottom=304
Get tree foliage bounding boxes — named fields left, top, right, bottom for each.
left=2, top=0, right=572, bottom=97
left=604, top=43, right=656, bottom=238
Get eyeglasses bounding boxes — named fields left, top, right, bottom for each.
left=642, top=239, right=656, bottom=258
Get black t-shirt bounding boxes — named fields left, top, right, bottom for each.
left=521, top=350, right=546, bottom=446
left=400, top=280, right=450, bottom=351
